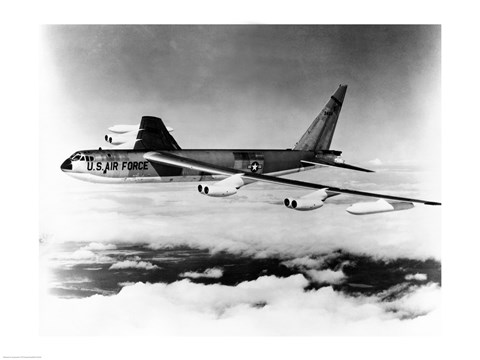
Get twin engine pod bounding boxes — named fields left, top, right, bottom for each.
left=284, top=198, right=324, bottom=211
left=284, top=189, right=329, bottom=211
left=198, top=184, right=238, bottom=197
left=104, top=134, right=128, bottom=145
left=104, top=134, right=134, bottom=145
left=198, top=174, right=244, bottom=198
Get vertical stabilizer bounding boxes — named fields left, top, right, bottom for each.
left=294, top=85, right=347, bottom=152
left=134, top=116, right=181, bottom=150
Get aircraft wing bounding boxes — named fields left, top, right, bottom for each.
left=144, top=151, right=441, bottom=206
left=301, top=160, right=374, bottom=173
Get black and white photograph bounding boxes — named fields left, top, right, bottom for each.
left=39, top=24, right=441, bottom=335
left=4, top=2, right=480, bottom=358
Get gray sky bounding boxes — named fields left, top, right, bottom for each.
left=41, top=25, right=440, bottom=165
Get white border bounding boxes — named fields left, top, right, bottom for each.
left=2, top=1, right=479, bottom=359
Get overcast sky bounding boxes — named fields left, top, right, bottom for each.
left=40, top=25, right=440, bottom=169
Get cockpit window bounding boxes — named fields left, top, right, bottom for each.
left=71, top=152, right=95, bottom=162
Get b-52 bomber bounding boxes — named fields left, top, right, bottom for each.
left=60, top=85, right=441, bottom=215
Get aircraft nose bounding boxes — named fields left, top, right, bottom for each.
left=60, top=158, right=72, bottom=171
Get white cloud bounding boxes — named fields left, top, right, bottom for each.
left=180, top=268, right=223, bottom=279
left=282, top=253, right=346, bottom=270
left=66, top=249, right=97, bottom=260
left=41, top=275, right=441, bottom=336
left=405, top=273, right=428, bottom=281
left=109, top=260, right=159, bottom=270
left=306, top=269, right=346, bottom=285
left=283, top=255, right=351, bottom=285
left=81, top=242, right=117, bottom=251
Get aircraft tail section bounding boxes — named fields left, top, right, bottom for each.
left=134, top=116, right=181, bottom=150
left=294, top=85, right=347, bottom=152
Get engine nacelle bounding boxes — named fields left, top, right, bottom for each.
left=284, top=189, right=328, bottom=211
left=284, top=198, right=324, bottom=211
left=198, top=184, right=237, bottom=197
left=104, top=131, right=138, bottom=145
left=104, top=135, right=127, bottom=145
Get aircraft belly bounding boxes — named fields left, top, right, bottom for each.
left=66, top=172, right=215, bottom=184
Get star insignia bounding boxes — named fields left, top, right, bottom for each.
left=248, top=161, right=262, bottom=173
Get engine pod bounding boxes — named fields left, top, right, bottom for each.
left=199, top=185, right=237, bottom=197
left=284, top=189, right=328, bottom=211
left=346, top=199, right=414, bottom=215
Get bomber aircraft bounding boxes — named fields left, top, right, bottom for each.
left=60, top=85, right=441, bottom=215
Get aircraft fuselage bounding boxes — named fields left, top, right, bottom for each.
left=60, top=149, right=317, bottom=183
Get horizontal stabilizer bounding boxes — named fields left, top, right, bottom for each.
left=301, top=160, right=374, bottom=173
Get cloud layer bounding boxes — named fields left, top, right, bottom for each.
left=41, top=275, right=440, bottom=336
left=41, top=166, right=441, bottom=261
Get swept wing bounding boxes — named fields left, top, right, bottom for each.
left=144, top=151, right=441, bottom=206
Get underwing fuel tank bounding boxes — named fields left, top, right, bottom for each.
left=346, top=199, right=414, bottom=215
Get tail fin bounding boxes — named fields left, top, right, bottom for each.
left=133, top=116, right=181, bottom=150
left=294, top=85, right=347, bottom=152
